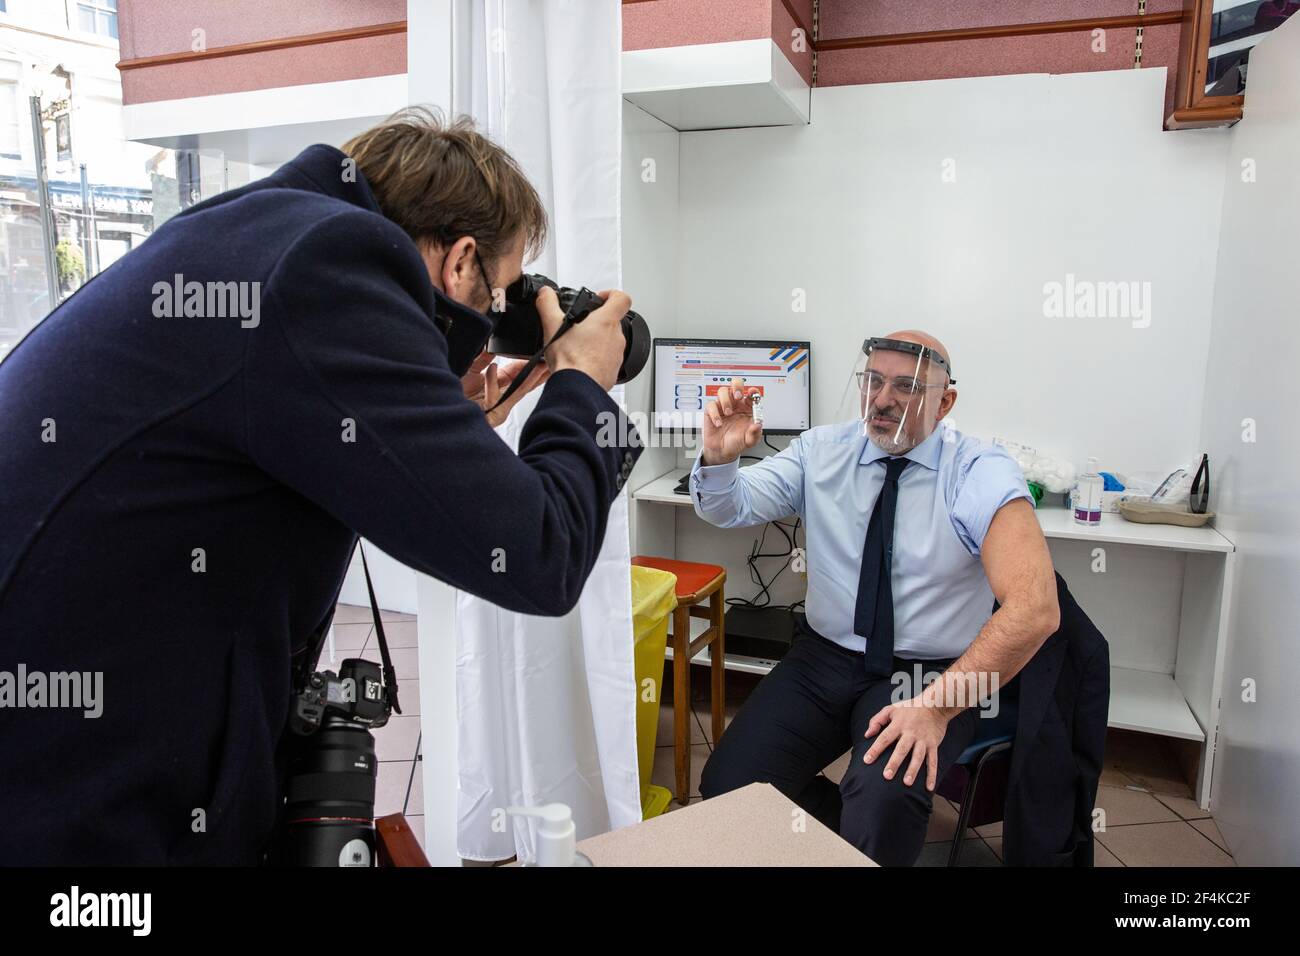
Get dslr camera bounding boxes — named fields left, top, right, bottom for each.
left=275, top=657, right=394, bottom=867
left=490, top=274, right=651, bottom=384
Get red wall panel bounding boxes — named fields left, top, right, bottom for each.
left=118, top=0, right=405, bottom=104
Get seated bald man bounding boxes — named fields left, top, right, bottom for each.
left=692, top=331, right=1059, bottom=866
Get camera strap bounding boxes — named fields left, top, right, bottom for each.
left=484, top=287, right=604, bottom=415
left=359, top=543, right=402, bottom=715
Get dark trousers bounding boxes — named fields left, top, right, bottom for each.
left=699, top=622, right=978, bottom=866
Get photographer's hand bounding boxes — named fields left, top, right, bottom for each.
left=701, top=376, right=762, bottom=465
left=462, top=349, right=551, bottom=427
left=538, top=285, right=629, bottom=392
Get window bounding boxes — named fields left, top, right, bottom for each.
left=1205, top=0, right=1299, bottom=96
left=1169, top=0, right=1300, bottom=127
left=0, top=60, right=21, bottom=160
left=77, top=0, right=118, bottom=40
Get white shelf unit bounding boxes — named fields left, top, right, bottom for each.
left=622, top=38, right=810, bottom=131
left=632, top=468, right=1237, bottom=809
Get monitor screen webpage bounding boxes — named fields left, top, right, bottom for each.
left=652, top=339, right=811, bottom=435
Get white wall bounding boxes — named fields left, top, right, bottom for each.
left=665, top=67, right=1233, bottom=614
left=1198, top=17, right=1300, bottom=866
left=337, top=542, right=418, bottom=614
left=621, top=101, right=681, bottom=553
left=677, top=68, right=1229, bottom=473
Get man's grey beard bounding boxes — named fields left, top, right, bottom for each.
left=867, top=425, right=917, bottom=456
left=863, top=401, right=919, bottom=455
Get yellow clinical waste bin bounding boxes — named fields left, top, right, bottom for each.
left=630, top=564, right=678, bottom=820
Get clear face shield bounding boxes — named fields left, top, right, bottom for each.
left=837, top=337, right=956, bottom=455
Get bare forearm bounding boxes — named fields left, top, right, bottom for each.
left=921, top=594, right=1057, bottom=719
left=920, top=497, right=1060, bottom=719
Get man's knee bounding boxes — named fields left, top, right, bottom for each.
left=699, top=741, right=747, bottom=800
left=838, top=754, right=934, bottom=865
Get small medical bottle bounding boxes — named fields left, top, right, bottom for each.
left=750, top=392, right=764, bottom=426
left=1074, top=457, right=1103, bottom=526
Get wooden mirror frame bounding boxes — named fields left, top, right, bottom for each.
left=1167, top=0, right=1246, bottom=129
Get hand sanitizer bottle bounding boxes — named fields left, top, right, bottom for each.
left=1074, top=457, right=1103, bottom=526
left=506, top=803, right=594, bottom=866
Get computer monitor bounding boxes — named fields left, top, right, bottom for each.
left=652, top=338, right=811, bottom=436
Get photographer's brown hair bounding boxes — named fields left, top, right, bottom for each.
left=342, top=106, right=548, bottom=264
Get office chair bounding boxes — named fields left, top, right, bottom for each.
left=934, top=680, right=1019, bottom=866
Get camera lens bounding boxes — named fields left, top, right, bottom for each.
left=277, top=717, right=378, bottom=866
left=619, top=310, right=651, bottom=385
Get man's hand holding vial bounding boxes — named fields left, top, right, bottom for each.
left=701, top=376, right=764, bottom=466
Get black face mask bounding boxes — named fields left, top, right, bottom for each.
left=434, top=249, right=502, bottom=377
left=433, top=288, right=494, bottom=378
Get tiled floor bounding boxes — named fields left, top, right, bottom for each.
left=348, top=604, right=1235, bottom=867
left=651, top=663, right=1236, bottom=867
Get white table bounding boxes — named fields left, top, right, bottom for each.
left=631, top=467, right=1237, bottom=809
left=574, top=782, right=875, bottom=866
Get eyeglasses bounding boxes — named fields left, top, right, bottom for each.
left=856, top=371, right=948, bottom=399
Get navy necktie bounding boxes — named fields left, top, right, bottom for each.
left=854, top=456, right=910, bottom=677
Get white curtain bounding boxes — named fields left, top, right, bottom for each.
left=446, top=0, right=639, bottom=862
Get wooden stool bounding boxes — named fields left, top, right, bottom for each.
left=631, top=555, right=726, bottom=805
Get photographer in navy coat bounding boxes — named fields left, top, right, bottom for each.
left=0, top=109, right=642, bottom=864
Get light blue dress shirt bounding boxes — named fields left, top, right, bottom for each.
left=690, top=422, right=1031, bottom=659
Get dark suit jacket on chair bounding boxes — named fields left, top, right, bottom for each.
left=1000, top=572, right=1110, bottom=866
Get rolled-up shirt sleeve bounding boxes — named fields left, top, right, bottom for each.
left=690, top=437, right=806, bottom=528
left=950, top=446, right=1033, bottom=555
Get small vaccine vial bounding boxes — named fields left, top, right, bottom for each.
left=750, top=392, right=764, bottom=425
